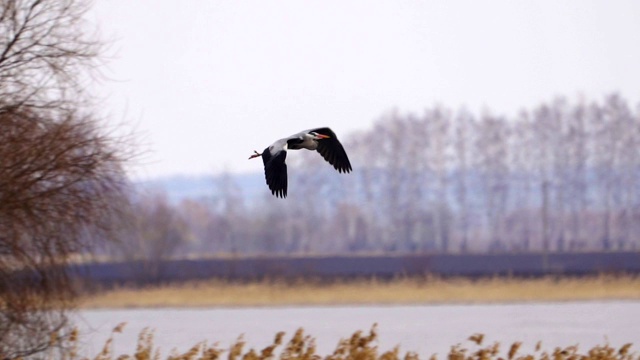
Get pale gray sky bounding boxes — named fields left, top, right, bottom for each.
left=89, top=1, right=640, bottom=179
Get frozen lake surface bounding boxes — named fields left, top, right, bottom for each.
left=76, top=301, right=640, bottom=358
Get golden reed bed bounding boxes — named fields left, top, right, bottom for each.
left=52, top=323, right=638, bottom=360
left=79, top=274, right=640, bottom=308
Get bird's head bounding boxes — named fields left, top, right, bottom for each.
left=309, top=131, right=330, bottom=140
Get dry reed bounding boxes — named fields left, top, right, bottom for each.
left=79, top=274, right=640, bottom=309
left=46, top=323, right=638, bottom=360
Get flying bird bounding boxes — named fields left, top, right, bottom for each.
left=249, top=127, right=352, bottom=198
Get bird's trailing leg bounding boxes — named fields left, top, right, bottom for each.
left=248, top=150, right=262, bottom=160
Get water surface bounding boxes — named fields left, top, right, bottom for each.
left=76, top=301, right=640, bottom=357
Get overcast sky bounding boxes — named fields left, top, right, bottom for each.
left=89, top=1, right=640, bottom=180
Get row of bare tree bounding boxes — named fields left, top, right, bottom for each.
left=115, top=94, right=640, bottom=263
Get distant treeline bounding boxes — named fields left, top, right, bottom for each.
left=104, top=94, right=640, bottom=262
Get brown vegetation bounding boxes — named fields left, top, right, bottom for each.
left=79, top=275, right=640, bottom=309
left=0, top=0, right=130, bottom=358
left=46, top=323, right=640, bottom=360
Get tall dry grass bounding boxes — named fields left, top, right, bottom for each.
left=46, top=323, right=638, bottom=360
left=79, top=274, right=640, bottom=308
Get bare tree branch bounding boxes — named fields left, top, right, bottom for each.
left=0, top=0, right=131, bottom=358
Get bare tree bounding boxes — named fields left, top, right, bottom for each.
left=118, top=192, right=187, bottom=279
left=452, top=110, right=474, bottom=252
left=559, top=98, right=591, bottom=250
left=592, top=94, right=637, bottom=250
left=178, top=198, right=217, bottom=254
left=0, top=0, right=100, bottom=115
left=342, top=128, right=384, bottom=251
left=424, top=106, right=453, bottom=252
left=0, top=0, right=129, bottom=358
left=0, top=110, right=128, bottom=358
left=209, top=172, right=245, bottom=254
left=474, top=113, right=510, bottom=251
left=590, top=99, right=615, bottom=250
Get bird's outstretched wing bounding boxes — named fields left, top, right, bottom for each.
left=261, top=147, right=288, bottom=198
left=312, top=127, right=352, bottom=173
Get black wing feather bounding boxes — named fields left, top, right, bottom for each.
left=312, top=127, right=352, bottom=173
left=261, top=147, right=288, bottom=198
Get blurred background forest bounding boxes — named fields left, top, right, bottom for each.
left=113, top=94, right=640, bottom=263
